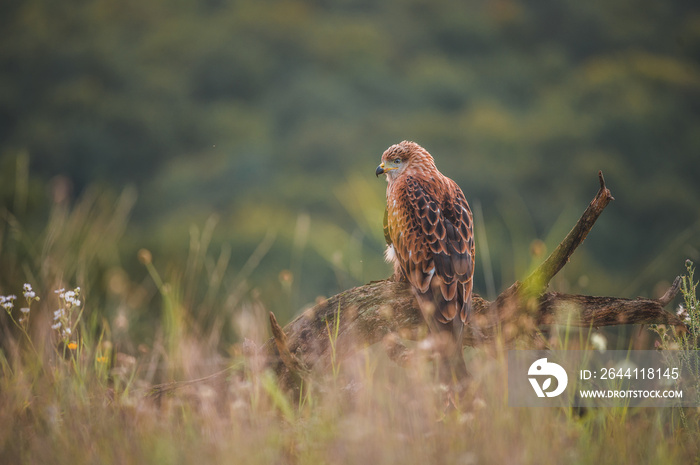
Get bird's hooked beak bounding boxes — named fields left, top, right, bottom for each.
left=375, top=163, right=385, bottom=177
left=376, top=162, right=398, bottom=177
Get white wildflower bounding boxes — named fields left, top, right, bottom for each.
left=64, top=290, right=81, bottom=307
left=1, top=295, right=16, bottom=311
left=53, top=308, right=65, bottom=320
left=20, top=307, right=30, bottom=314
left=25, top=290, right=36, bottom=299
left=51, top=322, right=61, bottom=330
left=591, top=333, right=607, bottom=352
left=62, top=328, right=72, bottom=337
left=23, top=283, right=37, bottom=300
left=677, top=304, right=690, bottom=323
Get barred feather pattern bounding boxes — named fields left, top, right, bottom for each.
left=379, top=141, right=475, bottom=341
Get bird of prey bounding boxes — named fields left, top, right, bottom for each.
left=376, top=141, right=474, bottom=374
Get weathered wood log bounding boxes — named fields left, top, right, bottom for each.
left=265, top=279, right=684, bottom=385
left=265, top=171, right=685, bottom=388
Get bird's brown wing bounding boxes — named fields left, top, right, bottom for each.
left=390, top=176, right=475, bottom=326
left=383, top=206, right=391, bottom=246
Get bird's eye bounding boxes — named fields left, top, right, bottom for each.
left=394, top=158, right=401, bottom=164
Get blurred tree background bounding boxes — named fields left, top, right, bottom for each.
left=1, top=0, right=699, bottom=345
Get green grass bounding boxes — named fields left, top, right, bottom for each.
left=1, top=195, right=699, bottom=465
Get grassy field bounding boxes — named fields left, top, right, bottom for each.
left=1, top=196, right=699, bottom=465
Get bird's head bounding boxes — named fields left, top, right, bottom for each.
left=375, top=141, right=436, bottom=182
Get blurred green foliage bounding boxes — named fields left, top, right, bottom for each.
left=1, top=0, right=699, bottom=333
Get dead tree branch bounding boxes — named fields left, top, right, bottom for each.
left=520, top=171, right=614, bottom=296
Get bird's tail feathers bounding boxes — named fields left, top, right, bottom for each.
left=461, top=290, right=473, bottom=324
left=414, top=291, right=463, bottom=354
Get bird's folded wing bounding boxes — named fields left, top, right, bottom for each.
left=391, top=177, right=474, bottom=323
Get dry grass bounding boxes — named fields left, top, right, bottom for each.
left=1, top=311, right=699, bottom=464
left=1, top=190, right=699, bottom=465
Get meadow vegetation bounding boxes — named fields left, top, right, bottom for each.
left=1, top=195, right=699, bottom=464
